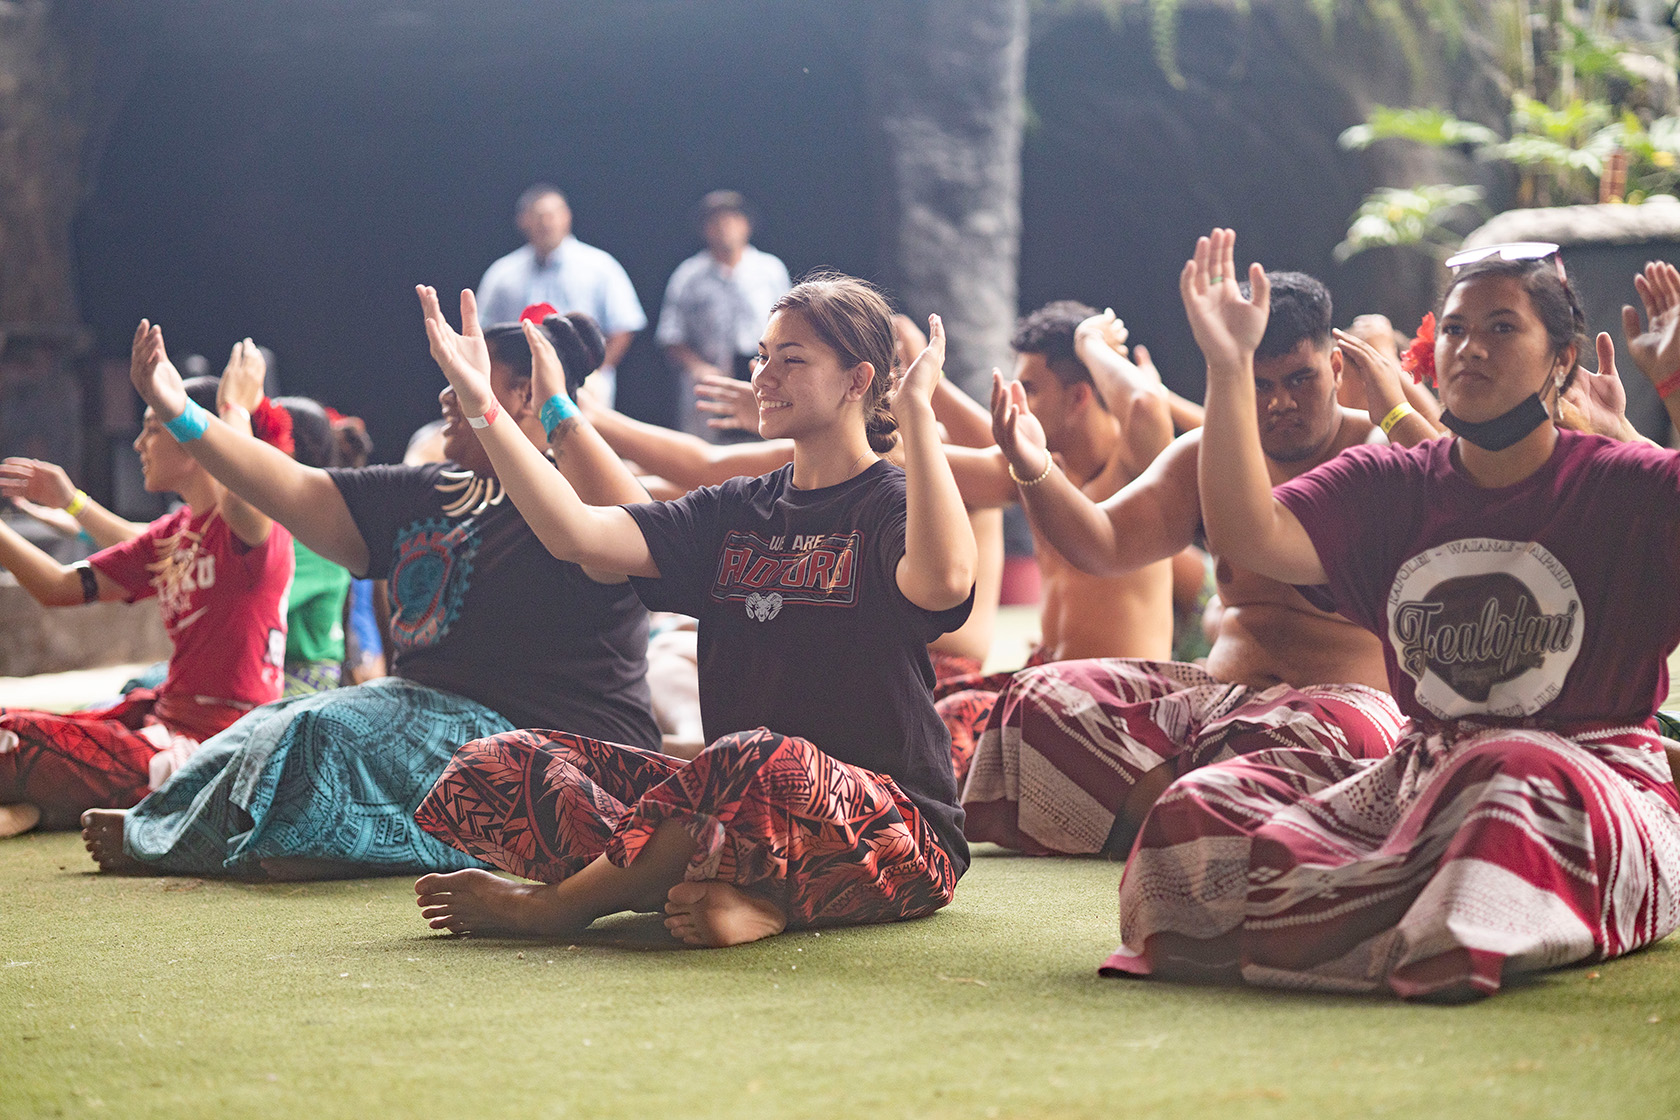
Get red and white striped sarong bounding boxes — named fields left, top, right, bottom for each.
left=961, top=659, right=1403, bottom=856
left=1103, top=723, right=1680, bottom=999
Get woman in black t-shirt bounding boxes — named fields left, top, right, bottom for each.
left=412, top=275, right=977, bottom=946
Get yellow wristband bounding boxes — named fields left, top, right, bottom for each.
left=1379, top=402, right=1417, bottom=437
left=64, top=490, right=89, bottom=517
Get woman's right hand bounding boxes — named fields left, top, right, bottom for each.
left=0, top=457, right=76, bottom=510
left=417, top=286, right=497, bottom=419
left=218, top=338, right=267, bottom=414
left=1179, top=228, right=1269, bottom=374
left=129, top=319, right=189, bottom=421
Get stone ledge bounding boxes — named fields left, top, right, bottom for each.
left=1465, top=199, right=1680, bottom=249
left=0, top=576, right=170, bottom=677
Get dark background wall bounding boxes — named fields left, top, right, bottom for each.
left=68, top=2, right=1478, bottom=468
left=74, top=3, right=881, bottom=459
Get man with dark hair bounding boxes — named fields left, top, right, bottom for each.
left=965, top=270, right=1430, bottom=857
left=927, top=301, right=1180, bottom=782
left=476, top=184, right=646, bottom=405
left=656, top=190, right=791, bottom=440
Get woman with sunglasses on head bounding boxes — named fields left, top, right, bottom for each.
left=1102, top=230, right=1680, bottom=1001
left=410, top=273, right=976, bottom=947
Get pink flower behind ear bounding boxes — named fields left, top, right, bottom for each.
left=1401, top=312, right=1436, bottom=387
left=519, top=302, right=559, bottom=324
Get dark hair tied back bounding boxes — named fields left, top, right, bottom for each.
left=770, top=271, right=901, bottom=454
left=484, top=311, right=607, bottom=396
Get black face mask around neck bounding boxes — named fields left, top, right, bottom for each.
left=1440, top=393, right=1551, bottom=452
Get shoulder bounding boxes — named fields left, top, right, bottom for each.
left=665, top=252, right=710, bottom=286
left=1558, top=428, right=1680, bottom=483
left=568, top=237, right=628, bottom=271
left=1332, top=407, right=1379, bottom=449
left=481, top=245, right=531, bottom=278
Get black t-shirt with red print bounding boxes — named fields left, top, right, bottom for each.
left=625, top=461, right=974, bottom=872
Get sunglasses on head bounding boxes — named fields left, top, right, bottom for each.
left=1445, top=241, right=1567, bottom=283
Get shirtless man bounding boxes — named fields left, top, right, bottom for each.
left=965, top=272, right=1427, bottom=856
left=926, top=302, right=1179, bottom=779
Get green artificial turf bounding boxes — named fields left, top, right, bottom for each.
left=4, top=832, right=1678, bottom=1120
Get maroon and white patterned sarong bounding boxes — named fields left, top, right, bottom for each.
left=415, top=726, right=959, bottom=929
left=1103, top=723, right=1680, bottom=999
left=961, top=659, right=1403, bottom=855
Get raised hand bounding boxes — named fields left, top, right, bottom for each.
left=417, top=286, right=496, bottom=418
left=129, top=319, right=189, bottom=420
left=520, top=318, right=568, bottom=409
left=892, top=314, right=946, bottom=419
left=990, top=369, right=1050, bottom=480
left=218, top=338, right=267, bottom=414
left=1074, top=308, right=1129, bottom=357
left=0, top=457, right=76, bottom=510
left=891, top=313, right=929, bottom=369
left=1623, top=261, right=1680, bottom=391
left=1333, top=327, right=1408, bottom=420
left=1179, top=228, right=1269, bottom=372
left=695, top=372, right=760, bottom=431
left=1559, top=331, right=1637, bottom=440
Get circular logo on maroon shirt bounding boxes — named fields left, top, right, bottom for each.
left=1387, top=538, right=1582, bottom=719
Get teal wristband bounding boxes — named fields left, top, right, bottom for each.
left=163, top=398, right=211, bottom=443
left=540, top=393, right=579, bottom=440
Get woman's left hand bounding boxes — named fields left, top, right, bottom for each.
left=892, top=313, right=945, bottom=421
left=1559, top=331, right=1638, bottom=441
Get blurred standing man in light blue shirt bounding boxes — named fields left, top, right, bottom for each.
left=476, top=183, right=646, bottom=406
left=655, top=190, right=791, bottom=440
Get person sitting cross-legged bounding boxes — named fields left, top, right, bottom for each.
left=1, top=365, right=293, bottom=838
left=410, top=273, right=976, bottom=946
left=1104, top=231, right=1680, bottom=1000
left=81, top=306, right=659, bottom=880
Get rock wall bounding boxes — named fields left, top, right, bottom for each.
left=867, top=0, right=1028, bottom=397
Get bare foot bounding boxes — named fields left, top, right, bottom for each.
left=0, top=803, right=42, bottom=839
left=80, top=809, right=142, bottom=872
left=259, top=857, right=368, bottom=881
left=663, top=881, right=787, bottom=947
left=415, top=869, right=591, bottom=937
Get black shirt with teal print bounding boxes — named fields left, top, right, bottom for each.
left=624, top=461, right=973, bottom=873
left=329, top=462, right=659, bottom=748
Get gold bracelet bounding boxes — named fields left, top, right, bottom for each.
left=64, top=489, right=89, bottom=517
left=1007, top=455, right=1054, bottom=487
left=1378, top=402, right=1417, bottom=437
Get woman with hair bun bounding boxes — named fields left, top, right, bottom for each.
left=85, top=304, right=658, bottom=879
left=1104, top=230, right=1680, bottom=1000
left=413, top=273, right=977, bottom=947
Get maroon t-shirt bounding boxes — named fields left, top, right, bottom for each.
left=90, top=506, right=293, bottom=732
left=1274, top=431, right=1680, bottom=728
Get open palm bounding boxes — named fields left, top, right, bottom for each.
left=1179, top=228, right=1270, bottom=371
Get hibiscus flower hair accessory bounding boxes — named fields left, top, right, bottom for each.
left=251, top=397, right=295, bottom=456
left=519, top=302, right=559, bottom=324
left=1400, top=312, right=1436, bottom=387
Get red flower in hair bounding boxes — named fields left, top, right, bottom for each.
left=519, top=302, right=559, bottom=324
left=251, top=397, right=295, bottom=457
left=1400, top=312, right=1436, bottom=387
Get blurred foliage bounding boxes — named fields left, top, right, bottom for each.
left=1332, top=1, right=1680, bottom=260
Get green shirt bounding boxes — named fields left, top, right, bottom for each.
left=285, top=541, right=351, bottom=664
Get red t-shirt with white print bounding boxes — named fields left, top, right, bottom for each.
left=89, top=505, right=293, bottom=736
